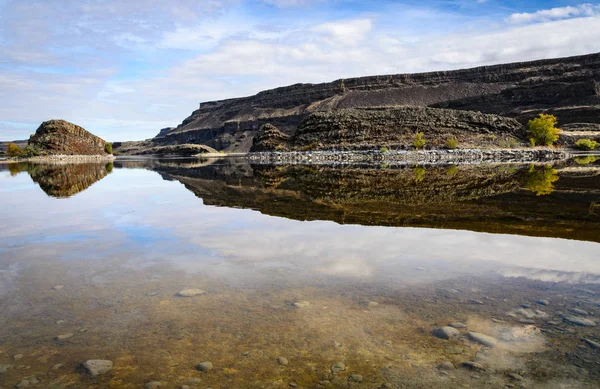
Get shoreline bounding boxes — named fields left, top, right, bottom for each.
left=0, top=154, right=115, bottom=164
left=245, top=148, right=571, bottom=165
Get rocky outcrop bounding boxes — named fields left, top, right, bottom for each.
left=250, top=124, right=290, bottom=152
left=290, top=107, right=525, bottom=150
left=140, top=52, right=600, bottom=152
left=27, top=120, right=109, bottom=156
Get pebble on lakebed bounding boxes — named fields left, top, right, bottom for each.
left=54, top=333, right=73, bottom=341
left=564, top=316, right=596, bottom=327
left=196, top=361, right=213, bottom=371
left=278, top=356, right=289, bottom=366
left=293, top=301, right=310, bottom=308
left=177, top=289, right=206, bottom=297
left=432, top=326, right=460, bottom=340
left=468, top=332, right=498, bottom=347
left=83, top=359, right=113, bottom=376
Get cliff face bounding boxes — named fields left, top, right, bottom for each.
left=291, top=107, right=525, bottom=150
left=28, top=120, right=109, bottom=156
left=138, top=52, right=600, bottom=153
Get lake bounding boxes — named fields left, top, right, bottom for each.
left=0, top=157, right=599, bottom=388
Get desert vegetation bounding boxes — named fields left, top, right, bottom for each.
left=528, top=114, right=560, bottom=146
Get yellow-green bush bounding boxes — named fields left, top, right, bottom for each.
left=574, top=139, right=598, bottom=151
left=6, top=143, right=22, bottom=157
left=445, top=138, right=458, bottom=149
left=413, top=132, right=426, bottom=150
left=104, top=142, right=113, bottom=154
left=528, top=114, right=560, bottom=146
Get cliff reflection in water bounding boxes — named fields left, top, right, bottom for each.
left=113, top=158, right=600, bottom=243
left=7, top=162, right=113, bottom=198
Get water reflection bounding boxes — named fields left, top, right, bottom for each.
left=6, top=162, right=113, bottom=198
left=0, top=159, right=599, bottom=388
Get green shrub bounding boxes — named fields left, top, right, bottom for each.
left=104, top=142, right=113, bottom=154
left=380, top=162, right=389, bottom=169
left=528, top=114, right=560, bottom=146
left=380, top=147, right=388, bottom=153
left=574, top=138, right=598, bottom=151
left=445, top=138, right=458, bottom=149
left=6, top=143, right=22, bottom=157
left=413, top=132, right=426, bottom=150
left=529, top=138, right=536, bottom=147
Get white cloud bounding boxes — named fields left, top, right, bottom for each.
left=507, top=3, right=600, bottom=24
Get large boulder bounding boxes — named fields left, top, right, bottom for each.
left=250, top=124, right=290, bottom=152
left=27, top=120, right=109, bottom=155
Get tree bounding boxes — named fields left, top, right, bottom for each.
left=104, top=142, right=113, bottom=154
left=6, top=143, right=22, bottom=157
left=528, top=114, right=560, bottom=146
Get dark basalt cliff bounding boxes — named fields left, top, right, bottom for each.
left=290, top=107, right=525, bottom=150
left=28, top=120, right=110, bottom=156
left=121, top=52, right=600, bottom=153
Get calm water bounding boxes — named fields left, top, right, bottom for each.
left=0, top=158, right=599, bottom=389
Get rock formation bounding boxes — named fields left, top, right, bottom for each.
left=250, top=124, right=290, bottom=152
left=27, top=120, right=110, bottom=156
left=114, top=52, right=600, bottom=154
left=290, top=107, right=525, bottom=150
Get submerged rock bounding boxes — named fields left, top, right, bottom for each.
left=145, top=382, right=162, bottom=389
left=0, top=364, right=12, bottom=373
left=583, top=338, right=600, bottom=349
left=177, top=289, right=206, bottom=297
left=448, top=322, right=467, bottom=329
left=569, top=308, right=589, bottom=316
left=564, top=316, right=596, bottom=327
left=54, top=333, right=73, bottom=341
left=537, top=299, right=550, bottom=306
left=468, top=332, right=498, bottom=347
left=196, top=361, right=213, bottom=372
left=331, top=362, right=346, bottom=374
left=83, top=359, right=113, bottom=376
left=462, top=361, right=485, bottom=371
left=433, top=326, right=460, bottom=340
left=293, top=301, right=310, bottom=308
left=438, top=361, right=455, bottom=370
left=277, top=357, right=289, bottom=366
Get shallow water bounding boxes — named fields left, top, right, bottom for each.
left=0, top=158, right=599, bottom=389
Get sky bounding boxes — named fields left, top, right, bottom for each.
left=1, top=0, right=599, bottom=142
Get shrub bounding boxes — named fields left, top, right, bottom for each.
left=380, top=162, right=389, bottom=169
left=529, top=138, right=536, bottom=147
left=574, top=138, right=598, bottom=151
left=445, top=138, right=458, bottom=149
left=380, top=147, right=389, bottom=153
left=528, top=114, right=560, bottom=146
left=104, top=142, right=113, bottom=154
left=6, top=143, right=22, bottom=157
left=413, top=132, right=426, bottom=150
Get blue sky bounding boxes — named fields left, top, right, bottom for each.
left=1, top=0, right=599, bottom=141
